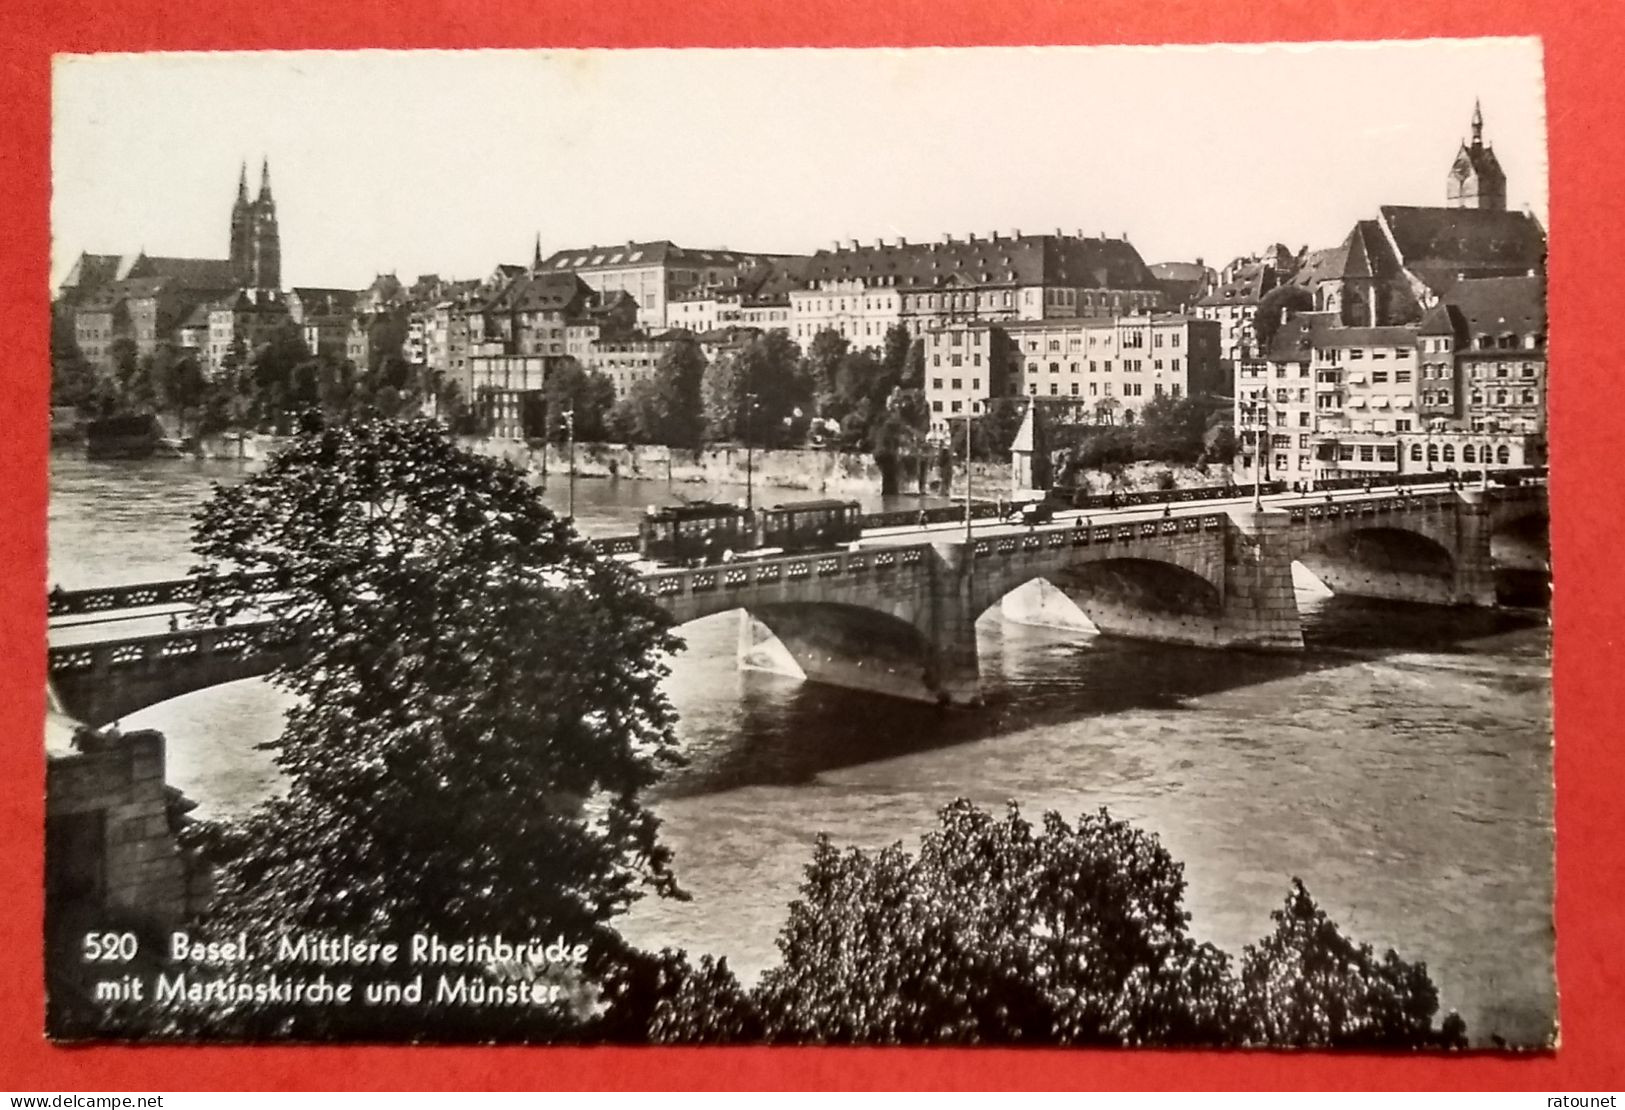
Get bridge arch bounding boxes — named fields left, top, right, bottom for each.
left=731, top=601, right=946, bottom=704
left=48, top=626, right=306, bottom=728
left=1293, top=525, right=1459, bottom=606
left=975, top=557, right=1226, bottom=648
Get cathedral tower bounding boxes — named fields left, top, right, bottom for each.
left=229, top=161, right=253, bottom=285
left=1446, top=100, right=1508, bottom=211
left=249, top=158, right=282, bottom=291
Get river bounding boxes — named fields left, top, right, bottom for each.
left=46, top=451, right=1556, bottom=1047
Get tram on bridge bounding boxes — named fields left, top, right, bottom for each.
left=639, top=498, right=864, bottom=566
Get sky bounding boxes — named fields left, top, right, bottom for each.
left=50, top=39, right=1548, bottom=291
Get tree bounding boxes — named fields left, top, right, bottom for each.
left=50, top=310, right=99, bottom=414
left=640, top=336, right=707, bottom=448
left=145, top=344, right=207, bottom=434
left=246, top=321, right=313, bottom=431
left=702, top=332, right=804, bottom=445
left=644, top=800, right=1466, bottom=1049
left=1131, top=394, right=1210, bottom=466
left=881, top=323, right=913, bottom=384
left=1202, top=408, right=1236, bottom=464
left=542, top=358, right=616, bottom=443
left=109, top=337, right=155, bottom=412
left=182, top=419, right=687, bottom=1038
left=804, top=329, right=850, bottom=416
left=902, top=336, right=925, bottom=389
left=1240, top=880, right=1466, bottom=1048
left=658, top=800, right=1241, bottom=1045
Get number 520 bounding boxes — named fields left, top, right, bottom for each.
left=82, top=932, right=138, bottom=962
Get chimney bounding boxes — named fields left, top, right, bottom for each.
left=1196, top=256, right=1204, bottom=268
left=1055, top=226, right=1063, bottom=237
left=848, top=239, right=860, bottom=251
left=967, top=233, right=978, bottom=243
left=1010, top=228, right=1022, bottom=238
left=897, top=236, right=908, bottom=247
left=989, top=231, right=1000, bottom=242
left=875, top=238, right=884, bottom=249
left=940, top=233, right=953, bottom=245
left=832, top=240, right=843, bottom=252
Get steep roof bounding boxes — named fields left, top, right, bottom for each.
left=1320, top=323, right=1419, bottom=348
left=801, top=234, right=1158, bottom=291
left=1149, top=261, right=1209, bottom=283
left=1377, top=206, right=1546, bottom=296
left=1197, top=262, right=1279, bottom=307
left=1342, top=220, right=1404, bottom=281
left=540, top=241, right=778, bottom=272
left=58, top=252, right=123, bottom=295
left=1265, top=312, right=1337, bottom=361
left=486, top=271, right=592, bottom=314
left=290, top=287, right=361, bottom=317
left=1290, top=244, right=1349, bottom=288
left=1449, top=142, right=1506, bottom=189
left=1438, top=274, right=1546, bottom=339
left=129, top=255, right=240, bottom=290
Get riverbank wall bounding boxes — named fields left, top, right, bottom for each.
left=163, top=435, right=1234, bottom=502
left=460, top=440, right=934, bottom=496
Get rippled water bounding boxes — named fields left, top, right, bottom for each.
left=47, top=451, right=1555, bottom=1046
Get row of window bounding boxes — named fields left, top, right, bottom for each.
left=1020, top=381, right=1179, bottom=399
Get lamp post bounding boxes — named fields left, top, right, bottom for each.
left=744, top=391, right=758, bottom=512
left=1246, top=394, right=1266, bottom=510
left=563, top=407, right=576, bottom=522
left=963, top=407, right=973, bottom=547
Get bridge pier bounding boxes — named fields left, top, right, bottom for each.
left=1217, top=508, right=1306, bottom=651
left=1453, top=490, right=1502, bottom=606
left=925, top=542, right=984, bottom=707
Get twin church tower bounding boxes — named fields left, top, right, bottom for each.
left=230, top=158, right=281, bottom=290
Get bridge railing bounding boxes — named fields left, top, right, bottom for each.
left=1285, top=490, right=1470, bottom=523
left=635, top=544, right=934, bottom=600
left=47, top=620, right=303, bottom=676
left=48, top=571, right=283, bottom=619
left=969, top=511, right=1227, bottom=559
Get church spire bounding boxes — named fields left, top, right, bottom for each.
left=237, top=160, right=249, bottom=204
left=532, top=232, right=543, bottom=272
left=1471, top=98, right=1484, bottom=146
left=259, top=157, right=273, bottom=202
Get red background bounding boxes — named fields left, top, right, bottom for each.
left=2, top=0, right=1620, bottom=1091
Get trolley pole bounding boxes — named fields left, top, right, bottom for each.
left=745, top=392, right=757, bottom=512
left=1252, top=398, right=1265, bottom=511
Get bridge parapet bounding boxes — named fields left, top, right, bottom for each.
left=49, top=621, right=304, bottom=677
left=636, top=543, right=933, bottom=605
left=1283, top=491, right=1459, bottom=525
left=49, top=572, right=282, bottom=619
left=968, top=511, right=1225, bottom=561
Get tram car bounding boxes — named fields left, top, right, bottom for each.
left=638, top=501, right=753, bottom=565
left=638, top=498, right=864, bottom=565
left=755, top=499, right=864, bottom=553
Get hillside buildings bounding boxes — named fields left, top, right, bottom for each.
left=57, top=160, right=287, bottom=376
left=790, top=231, right=1165, bottom=350
left=923, top=314, right=1222, bottom=435
left=1235, top=104, right=1547, bottom=485
left=54, top=102, right=1547, bottom=467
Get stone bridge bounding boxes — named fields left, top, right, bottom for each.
left=47, top=483, right=1548, bottom=720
